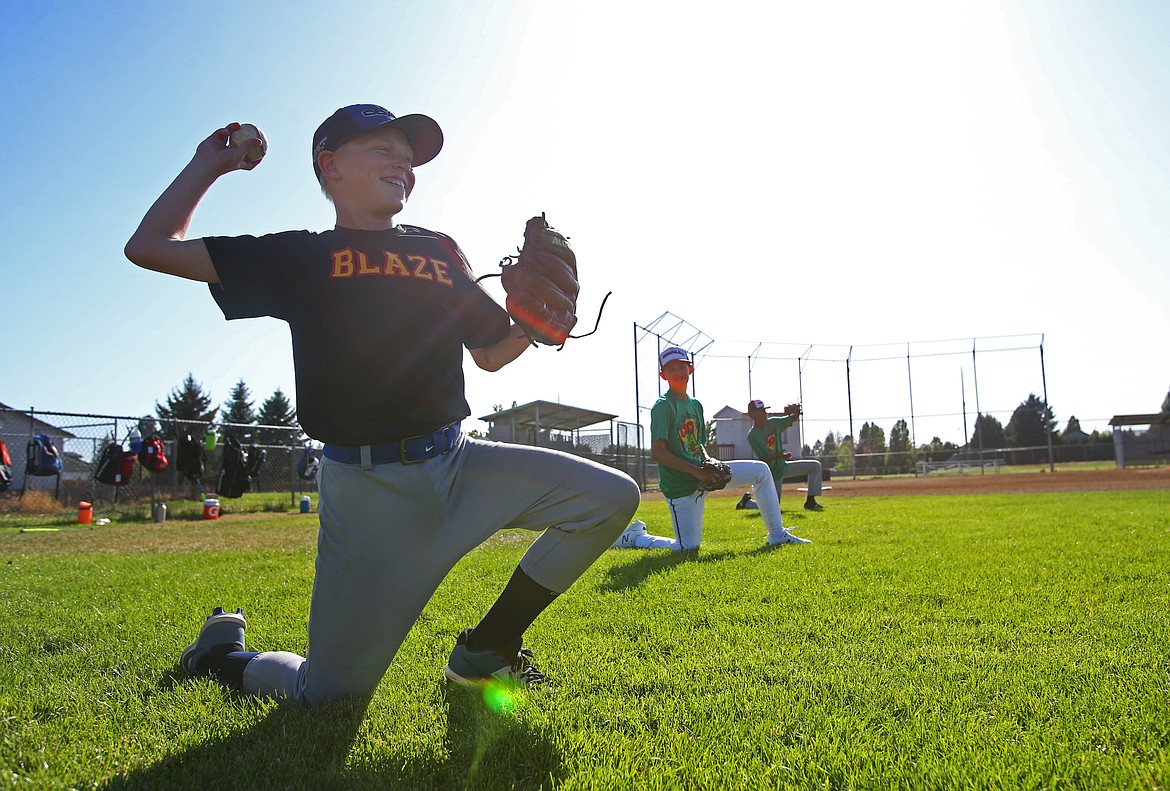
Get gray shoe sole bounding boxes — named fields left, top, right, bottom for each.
left=180, top=609, right=246, bottom=674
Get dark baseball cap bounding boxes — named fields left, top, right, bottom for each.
left=312, top=104, right=444, bottom=180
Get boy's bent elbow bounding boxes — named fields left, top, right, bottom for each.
left=123, top=238, right=169, bottom=275
left=124, top=237, right=150, bottom=268
left=122, top=236, right=217, bottom=282
left=474, top=355, right=503, bottom=373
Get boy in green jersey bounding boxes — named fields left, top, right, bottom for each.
left=614, top=347, right=810, bottom=551
left=746, top=399, right=825, bottom=511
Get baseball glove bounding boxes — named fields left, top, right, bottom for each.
left=500, top=214, right=580, bottom=347
left=696, top=461, right=733, bottom=492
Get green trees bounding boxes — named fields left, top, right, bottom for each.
left=856, top=422, right=886, bottom=474
left=804, top=391, right=1117, bottom=471
left=917, top=436, right=958, bottom=463
left=1006, top=393, right=1056, bottom=449
left=887, top=418, right=913, bottom=473
left=971, top=413, right=1006, bottom=450
left=810, top=431, right=839, bottom=469
left=154, top=373, right=217, bottom=438
left=835, top=435, right=854, bottom=474
left=1003, top=393, right=1056, bottom=464
left=154, top=375, right=300, bottom=445
left=220, top=379, right=257, bottom=429
left=256, top=388, right=301, bottom=446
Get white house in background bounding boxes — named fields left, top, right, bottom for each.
left=0, top=402, right=79, bottom=492
left=710, top=405, right=802, bottom=462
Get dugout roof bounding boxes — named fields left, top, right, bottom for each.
left=1109, top=412, right=1170, bottom=427
left=479, top=400, right=617, bottom=432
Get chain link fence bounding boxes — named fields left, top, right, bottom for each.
left=1, top=408, right=658, bottom=525
left=492, top=421, right=652, bottom=490
left=818, top=442, right=1116, bottom=478
left=1, top=408, right=319, bottom=527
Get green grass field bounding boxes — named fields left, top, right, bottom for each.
left=2, top=490, right=1168, bottom=789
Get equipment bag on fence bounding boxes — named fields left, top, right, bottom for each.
left=217, top=435, right=251, bottom=498
left=245, top=444, right=267, bottom=480
left=94, top=442, right=122, bottom=485
left=0, top=438, right=12, bottom=490
left=26, top=435, right=63, bottom=477
left=296, top=445, right=320, bottom=480
left=118, top=448, right=137, bottom=481
left=95, top=441, right=136, bottom=486
left=137, top=431, right=169, bottom=473
left=176, top=433, right=205, bottom=481
left=245, top=443, right=267, bottom=480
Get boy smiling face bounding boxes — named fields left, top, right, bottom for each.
left=318, top=127, right=416, bottom=228
left=659, top=358, right=693, bottom=393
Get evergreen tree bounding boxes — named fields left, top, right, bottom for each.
left=220, top=379, right=257, bottom=436
left=155, top=373, right=216, bottom=439
left=256, top=388, right=301, bottom=446
left=813, top=431, right=839, bottom=468
left=1162, top=387, right=1170, bottom=413
left=1005, top=393, right=1055, bottom=448
left=1062, top=415, right=1088, bottom=444
left=971, top=413, right=1005, bottom=450
left=857, top=422, right=886, bottom=473
left=887, top=418, right=912, bottom=473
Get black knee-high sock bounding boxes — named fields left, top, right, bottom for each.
left=466, top=567, right=558, bottom=655
left=206, top=651, right=259, bottom=690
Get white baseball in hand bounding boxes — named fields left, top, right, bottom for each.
left=229, top=123, right=268, bottom=163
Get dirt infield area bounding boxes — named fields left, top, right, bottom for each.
left=646, top=465, right=1170, bottom=500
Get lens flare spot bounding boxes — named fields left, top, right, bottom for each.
left=482, top=679, right=523, bottom=716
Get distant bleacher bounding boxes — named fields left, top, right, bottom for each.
left=917, top=458, right=1006, bottom=475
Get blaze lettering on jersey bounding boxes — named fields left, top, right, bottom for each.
left=408, top=255, right=433, bottom=280
left=384, top=253, right=411, bottom=277
left=358, top=251, right=380, bottom=275
left=678, top=417, right=702, bottom=455
left=329, top=248, right=454, bottom=286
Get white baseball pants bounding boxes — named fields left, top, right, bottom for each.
left=631, top=459, right=784, bottom=552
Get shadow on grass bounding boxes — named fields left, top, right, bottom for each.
left=600, top=547, right=734, bottom=592
left=103, top=682, right=562, bottom=790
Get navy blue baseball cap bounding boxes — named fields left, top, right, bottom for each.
left=312, top=104, right=444, bottom=180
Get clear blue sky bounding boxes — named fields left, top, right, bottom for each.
left=2, top=0, right=1167, bottom=444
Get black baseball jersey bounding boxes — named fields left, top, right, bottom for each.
left=205, top=225, right=510, bottom=445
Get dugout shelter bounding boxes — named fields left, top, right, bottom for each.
left=1109, top=412, right=1170, bottom=468
left=479, top=400, right=618, bottom=450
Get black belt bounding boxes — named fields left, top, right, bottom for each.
left=323, top=423, right=461, bottom=466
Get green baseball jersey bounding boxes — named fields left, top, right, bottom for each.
left=651, top=391, right=707, bottom=499
left=747, top=415, right=793, bottom=483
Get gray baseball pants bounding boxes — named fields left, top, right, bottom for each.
left=242, top=433, right=640, bottom=704
left=782, top=459, right=823, bottom=497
